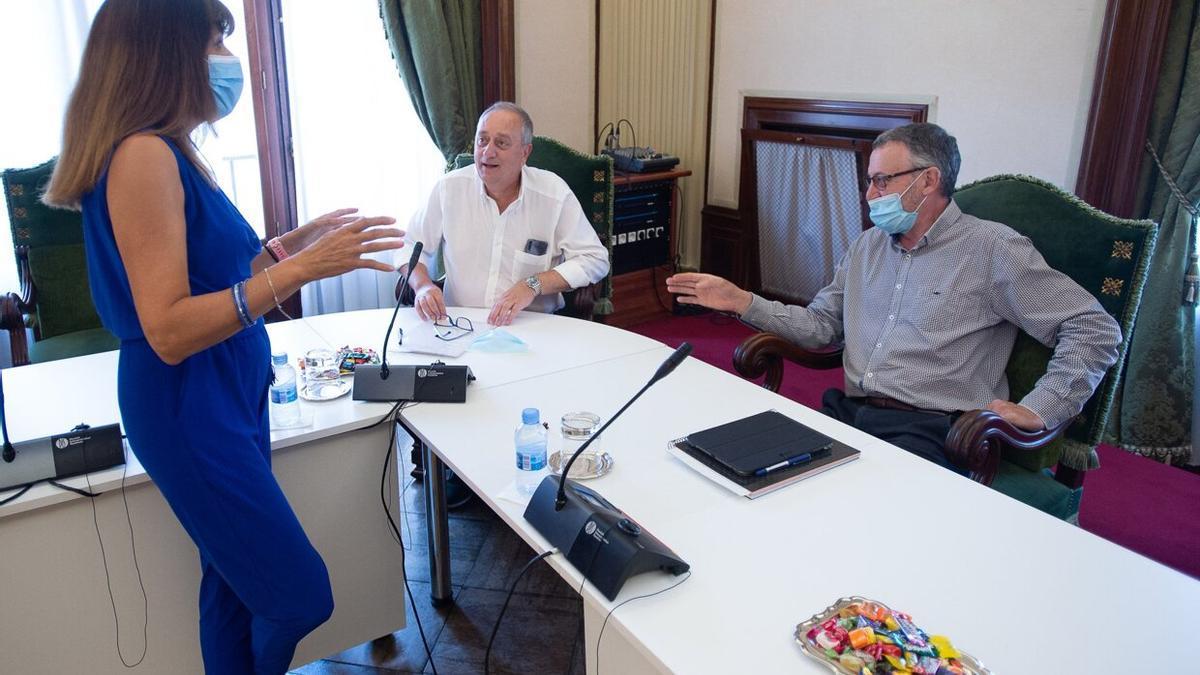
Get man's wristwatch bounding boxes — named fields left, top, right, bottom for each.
left=523, top=275, right=542, bottom=296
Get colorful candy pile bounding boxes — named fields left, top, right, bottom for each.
left=803, top=600, right=976, bottom=674
left=335, top=346, right=380, bottom=374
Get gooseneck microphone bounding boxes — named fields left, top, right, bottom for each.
left=524, top=342, right=693, bottom=600
left=555, top=342, right=693, bottom=511
left=379, top=240, right=423, bottom=380
left=1, top=368, right=14, bottom=463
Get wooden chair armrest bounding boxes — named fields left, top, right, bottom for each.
left=15, top=245, right=34, bottom=311
left=733, top=332, right=842, bottom=393
left=561, top=281, right=600, bottom=321
left=945, top=410, right=1072, bottom=485
left=1, top=292, right=31, bottom=367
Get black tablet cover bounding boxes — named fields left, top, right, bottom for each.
left=684, top=410, right=835, bottom=477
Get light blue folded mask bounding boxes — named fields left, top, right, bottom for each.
left=469, top=328, right=529, bottom=353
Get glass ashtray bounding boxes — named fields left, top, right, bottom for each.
left=299, top=378, right=351, bottom=401
left=549, top=450, right=613, bottom=480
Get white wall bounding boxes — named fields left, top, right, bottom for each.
left=708, top=0, right=1107, bottom=208
left=514, top=0, right=594, bottom=152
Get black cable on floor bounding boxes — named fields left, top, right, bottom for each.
left=379, top=401, right=439, bottom=675
left=564, top=604, right=585, bottom=675
left=484, top=549, right=555, bottom=675
left=594, top=571, right=692, bottom=675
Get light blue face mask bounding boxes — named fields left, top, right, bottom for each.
left=469, top=328, right=529, bottom=353
left=207, top=54, right=243, bottom=120
left=867, top=168, right=930, bottom=235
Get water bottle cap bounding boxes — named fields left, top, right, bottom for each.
left=271, top=352, right=288, bottom=365
left=521, top=408, right=539, bottom=425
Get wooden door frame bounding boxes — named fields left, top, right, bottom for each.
left=1074, top=0, right=1174, bottom=218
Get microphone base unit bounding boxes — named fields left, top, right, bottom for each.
left=522, top=474, right=689, bottom=601
left=352, top=363, right=475, bottom=403
left=0, top=423, right=125, bottom=492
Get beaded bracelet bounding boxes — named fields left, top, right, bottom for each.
left=266, top=237, right=290, bottom=262
left=231, top=280, right=254, bottom=328
left=263, top=266, right=293, bottom=320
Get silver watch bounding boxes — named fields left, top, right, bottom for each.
left=523, top=275, right=542, bottom=296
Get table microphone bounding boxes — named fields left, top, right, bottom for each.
left=556, top=341, right=692, bottom=510
left=1, top=368, right=14, bottom=463
left=524, top=342, right=693, bottom=600
left=379, top=240, right=423, bottom=380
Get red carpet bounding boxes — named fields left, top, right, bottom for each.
left=629, top=312, right=1200, bottom=579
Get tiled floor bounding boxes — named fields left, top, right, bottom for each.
left=291, top=430, right=586, bottom=675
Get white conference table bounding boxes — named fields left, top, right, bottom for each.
left=403, top=346, right=1200, bottom=673
left=5, top=308, right=1198, bottom=674
left=0, top=307, right=661, bottom=673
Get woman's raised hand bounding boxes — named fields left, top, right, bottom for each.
left=292, top=216, right=404, bottom=280
left=289, top=207, right=362, bottom=251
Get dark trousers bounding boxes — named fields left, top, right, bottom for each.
left=821, top=389, right=966, bottom=475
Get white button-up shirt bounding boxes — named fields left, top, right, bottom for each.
left=402, top=165, right=610, bottom=313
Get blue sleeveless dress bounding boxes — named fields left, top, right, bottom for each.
left=82, top=137, right=332, bottom=674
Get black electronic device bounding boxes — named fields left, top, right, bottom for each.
left=602, top=147, right=680, bottom=173
left=353, top=240, right=455, bottom=402
left=0, top=422, right=125, bottom=492
left=353, top=362, right=474, bottom=402
left=613, top=179, right=673, bottom=274
left=0, top=368, right=125, bottom=492
left=523, top=477, right=688, bottom=600
left=523, top=343, right=693, bottom=600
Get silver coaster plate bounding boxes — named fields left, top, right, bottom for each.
left=299, top=379, right=351, bottom=402
left=548, top=450, right=613, bottom=480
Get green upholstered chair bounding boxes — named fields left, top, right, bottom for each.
left=2, top=159, right=119, bottom=367
left=733, top=175, right=1158, bottom=521
left=443, top=136, right=616, bottom=320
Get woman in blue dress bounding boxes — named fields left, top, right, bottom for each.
left=43, top=1, right=404, bottom=672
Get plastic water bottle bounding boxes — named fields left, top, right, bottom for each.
left=514, top=408, right=548, bottom=497
left=270, top=352, right=301, bottom=427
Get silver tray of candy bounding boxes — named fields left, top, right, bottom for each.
left=548, top=450, right=613, bottom=480
left=795, top=596, right=989, bottom=674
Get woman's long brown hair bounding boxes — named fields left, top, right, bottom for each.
left=43, top=0, right=234, bottom=209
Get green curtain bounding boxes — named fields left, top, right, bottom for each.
left=378, top=0, right=483, bottom=163
left=1112, top=0, right=1200, bottom=465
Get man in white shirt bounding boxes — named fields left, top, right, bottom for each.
left=401, top=101, right=610, bottom=326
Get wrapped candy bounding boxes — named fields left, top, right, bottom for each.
left=796, top=597, right=988, bottom=674
left=848, top=627, right=876, bottom=650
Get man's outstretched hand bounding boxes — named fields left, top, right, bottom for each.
left=665, top=272, right=753, bottom=314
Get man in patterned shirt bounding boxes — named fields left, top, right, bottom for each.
left=666, top=123, right=1121, bottom=473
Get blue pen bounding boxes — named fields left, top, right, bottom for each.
left=754, top=451, right=814, bottom=477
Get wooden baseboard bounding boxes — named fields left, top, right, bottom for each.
left=601, top=265, right=676, bottom=329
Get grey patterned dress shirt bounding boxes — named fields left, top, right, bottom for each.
left=740, top=200, right=1122, bottom=428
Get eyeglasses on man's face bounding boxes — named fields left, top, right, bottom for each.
left=866, top=166, right=930, bottom=192
left=434, top=316, right=475, bottom=341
